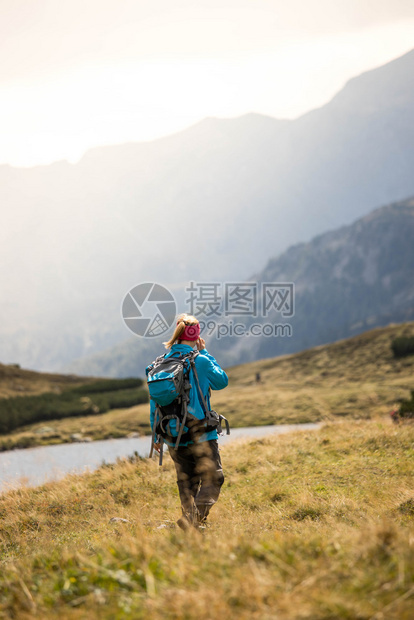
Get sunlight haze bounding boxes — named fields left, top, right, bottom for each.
left=1, top=0, right=413, bottom=166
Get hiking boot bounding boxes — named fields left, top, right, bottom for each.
left=176, top=505, right=203, bottom=531
left=176, top=515, right=193, bottom=531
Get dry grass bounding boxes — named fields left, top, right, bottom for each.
left=0, top=418, right=413, bottom=619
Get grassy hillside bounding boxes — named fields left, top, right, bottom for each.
left=2, top=321, right=414, bottom=451
left=215, top=320, right=414, bottom=425
left=0, top=363, right=100, bottom=399
left=0, top=419, right=413, bottom=619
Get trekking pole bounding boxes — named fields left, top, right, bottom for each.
left=149, top=407, right=159, bottom=459
left=158, top=438, right=164, bottom=466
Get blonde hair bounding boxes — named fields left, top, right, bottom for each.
left=163, top=313, right=199, bottom=349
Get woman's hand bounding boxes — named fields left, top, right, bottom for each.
left=196, top=337, right=206, bottom=351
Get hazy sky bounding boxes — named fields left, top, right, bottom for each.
left=1, top=0, right=414, bottom=166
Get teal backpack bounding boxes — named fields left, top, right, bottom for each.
left=146, top=350, right=229, bottom=459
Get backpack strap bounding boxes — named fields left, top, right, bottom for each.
left=172, top=352, right=198, bottom=448
left=174, top=397, right=189, bottom=447
left=173, top=352, right=198, bottom=448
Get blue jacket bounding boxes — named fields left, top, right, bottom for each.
left=149, top=344, right=228, bottom=446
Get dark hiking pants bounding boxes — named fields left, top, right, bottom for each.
left=168, top=439, right=224, bottom=520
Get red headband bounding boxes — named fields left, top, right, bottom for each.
left=178, top=322, right=200, bottom=341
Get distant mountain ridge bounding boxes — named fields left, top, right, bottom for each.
left=249, top=196, right=414, bottom=361
left=1, top=49, right=414, bottom=370
left=67, top=196, right=414, bottom=377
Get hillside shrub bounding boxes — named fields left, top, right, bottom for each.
left=398, top=389, right=414, bottom=420
left=86, top=388, right=148, bottom=413
left=391, top=336, right=414, bottom=358
left=0, top=386, right=148, bottom=434
left=68, top=377, right=142, bottom=394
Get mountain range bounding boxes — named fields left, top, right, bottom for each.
left=1, top=49, right=414, bottom=371
left=67, top=196, right=414, bottom=377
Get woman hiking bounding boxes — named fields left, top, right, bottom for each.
left=149, top=313, right=228, bottom=530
